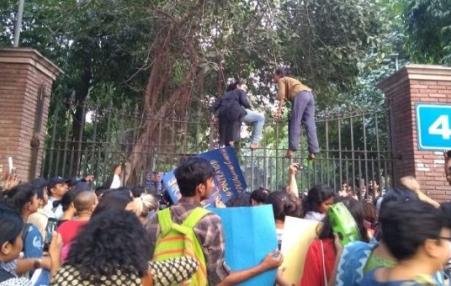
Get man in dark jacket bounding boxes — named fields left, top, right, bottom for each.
left=213, top=81, right=250, bottom=146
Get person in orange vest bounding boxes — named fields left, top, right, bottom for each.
left=146, top=157, right=282, bottom=285
left=273, top=68, right=320, bottom=160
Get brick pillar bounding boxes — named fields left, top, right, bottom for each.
left=378, top=64, right=451, bottom=201
left=0, top=48, right=62, bottom=181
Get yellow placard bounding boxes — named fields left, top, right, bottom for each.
left=280, top=216, right=320, bottom=286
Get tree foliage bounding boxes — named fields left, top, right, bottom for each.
left=405, top=0, right=451, bottom=64
left=0, top=0, right=427, bottom=182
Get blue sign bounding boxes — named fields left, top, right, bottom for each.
left=416, top=104, right=451, bottom=150
left=211, top=206, right=278, bottom=286
left=162, top=170, right=181, bottom=204
left=162, top=147, right=248, bottom=206
left=198, top=147, right=248, bottom=205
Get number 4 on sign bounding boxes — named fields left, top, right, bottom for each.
left=429, top=115, right=451, bottom=140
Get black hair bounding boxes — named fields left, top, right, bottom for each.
left=95, top=186, right=109, bottom=198
left=131, top=186, right=145, bottom=198
left=30, top=178, right=47, bottom=201
left=226, top=79, right=243, bottom=92
left=2, top=183, right=38, bottom=213
left=226, top=193, right=251, bottom=207
left=60, top=189, right=79, bottom=212
left=275, top=68, right=286, bottom=77
left=92, top=189, right=133, bottom=217
left=267, top=191, right=301, bottom=222
left=379, top=187, right=419, bottom=214
left=250, top=188, right=270, bottom=205
left=303, top=184, right=335, bottom=216
left=440, top=202, right=451, bottom=229
left=174, top=157, right=215, bottom=197
left=318, top=197, right=370, bottom=241
left=381, top=200, right=445, bottom=261
left=66, top=209, right=151, bottom=282
left=0, top=202, right=23, bottom=246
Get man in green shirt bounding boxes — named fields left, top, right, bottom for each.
left=273, top=68, right=319, bottom=159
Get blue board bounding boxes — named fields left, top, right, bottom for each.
left=416, top=104, right=451, bottom=150
left=198, top=147, right=248, bottom=205
left=210, top=205, right=278, bottom=286
left=162, top=170, right=181, bottom=204
left=162, top=147, right=248, bottom=206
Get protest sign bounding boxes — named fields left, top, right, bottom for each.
left=211, top=205, right=278, bottom=286
left=162, top=170, right=181, bottom=204
left=163, top=147, right=247, bottom=206
left=280, top=216, right=320, bottom=285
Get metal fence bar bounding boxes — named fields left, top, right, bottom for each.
left=40, top=104, right=395, bottom=191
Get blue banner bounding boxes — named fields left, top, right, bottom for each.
left=162, top=147, right=248, bottom=206
left=198, top=147, right=248, bottom=206
left=211, top=206, right=278, bottom=286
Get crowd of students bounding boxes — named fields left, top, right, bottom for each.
left=1, top=152, right=451, bottom=286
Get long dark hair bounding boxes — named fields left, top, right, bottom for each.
left=92, top=188, right=133, bottom=216
left=267, top=191, right=302, bottom=222
left=66, top=209, right=151, bottom=281
left=303, top=184, right=335, bottom=216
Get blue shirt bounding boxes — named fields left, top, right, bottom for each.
left=362, top=270, right=437, bottom=286
left=23, top=224, right=50, bottom=286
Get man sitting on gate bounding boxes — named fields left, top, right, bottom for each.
left=146, top=157, right=282, bottom=285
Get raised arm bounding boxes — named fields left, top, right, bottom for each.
left=287, top=163, right=300, bottom=198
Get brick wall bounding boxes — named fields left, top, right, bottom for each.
left=379, top=65, right=451, bottom=201
left=0, top=48, right=61, bottom=181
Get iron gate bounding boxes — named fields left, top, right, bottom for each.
left=40, top=102, right=395, bottom=196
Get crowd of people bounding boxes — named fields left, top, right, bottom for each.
left=0, top=151, right=450, bottom=286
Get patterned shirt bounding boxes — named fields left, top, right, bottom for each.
left=145, top=198, right=231, bottom=285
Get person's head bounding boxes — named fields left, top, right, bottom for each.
left=445, top=150, right=451, bottom=185
left=66, top=209, right=151, bottom=282
left=3, top=183, right=40, bottom=218
left=134, top=194, right=159, bottom=219
left=92, top=188, right=135, bottom=217
left=131, top=186, right=145, bottom=198
left=318, top=197, right=373, bottom=242
left=378, top=187, right=419, bottom=218
left=226, top=79, right=243, bottom=92
left=174, top=157, right=215, bottom=201
left=47, top=177, right=69, bottom=200
left=440, top=202, right=451, bottom=229
left=250, top=188, right=270, bottom=206
left=31, top=177, right=48, bottom=207
left=74, top=191, right=97, bottom=215
left=304, top=184, right=335, bottom=215
left=60, top=189, right=79, bottom=217
left=273, top=68, right=286, bottom=83
left=380, top=200, right=451, bottom=271
left=267, top=191, right=302, bottom=222
left=151, top=171, right=162, bottom=182
left=226, top=192, right=251, bottom=207
left=0, top=203, right=24, bottom=263
left=113, top=164, right=122, bottom=176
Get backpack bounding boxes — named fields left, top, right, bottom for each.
left=153, top=207, right=210, bottom=286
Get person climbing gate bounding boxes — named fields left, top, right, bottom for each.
left=273, top=68, right=320, bottom=160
